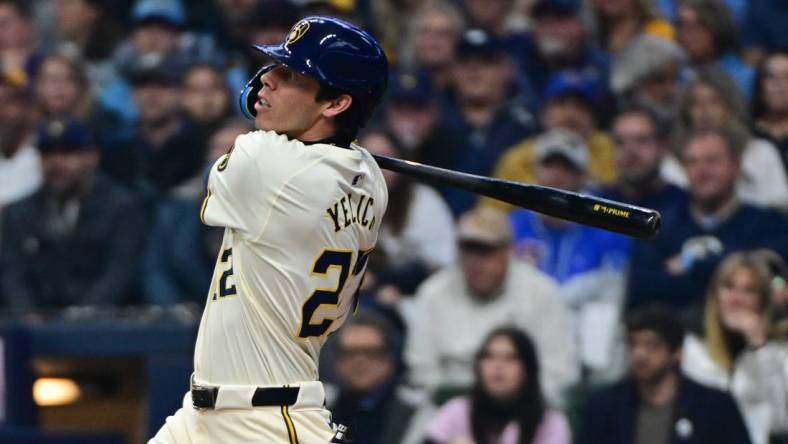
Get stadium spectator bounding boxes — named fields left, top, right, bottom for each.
left=181, top=63, right=233, bottom=143
left=610, top=34, right=687, bottom=125
left=655, top=0, right=747, bottom=26
left=580, top=305, right=752, bottom=444
left=0, top=0, right=42, bottom=88
left=599, top=105, right=688, bottom=214
left=670, top=69, right=788, bottom=209
left=488, top=71, right=616, bottom=212
left=42, top=0, right=123, bottom=68
left=590, top=0, right=675, bottom=55
left=141, top=119, right=248, bottom=306
left=327, top=313, right=416, bottom=444
left=99, top=0, right=224, bottom=123
left=404, top=207, right=577, bottom=406
left=359, top=129, right=456, bottom=299
left=626, top=127, right=788, bottom=317
left=681, top=252, right=788, bottom=444
left=370, top=0, right=423, bottom=63
left=0, top=119, right=146, bottom=313
left=463, top=0, right=528, bottom=55
left=0, top=75, right=41, bottom=209
left=740, top=1, right=788, bottom=65
left=425, top=327, right=571, bottom=444
left=752, top=51, right=788, bottom=177
left=33, top=53, right=127, bottom=147
left=381, top=68, right=463, bottom=170
left=751, top=249, right=788, bottom=334
left=405, top=0, right=465, bottom=92
left=506, top=130, right=630, bottom=365
left=675, top=0, right=754, bottom=98
left=520, top=0, right=610, bottom=97
left=441, top=29, right=536, bottom=215
left=101, top=61, right=205, bottom=197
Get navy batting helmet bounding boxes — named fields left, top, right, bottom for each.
left=239, top=16, right=389, bottom=126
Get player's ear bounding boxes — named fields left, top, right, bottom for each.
left=321, top=94, right=353, bottom=118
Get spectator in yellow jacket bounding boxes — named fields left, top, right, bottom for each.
left=482, top=71, right=616, bottom=211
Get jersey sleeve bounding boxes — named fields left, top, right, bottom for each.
left=200, top=132, right=266, bottom=236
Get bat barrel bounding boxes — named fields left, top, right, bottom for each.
left=372, top=154, right=661, bottom=240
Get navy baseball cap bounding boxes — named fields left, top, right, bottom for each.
left=132, top=0, right=186, bottom=27
left=532, top=0, right=580, bottom=18
left=37, top=120, right=96, bottom=154
left=387, top=69, right=435, bottom=104
left=456, top=29, right=506, bottom=61
left=542, top=70, right=601, bottom=104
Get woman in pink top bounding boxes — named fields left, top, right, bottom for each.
left=425, top=327, right=571, bottom=444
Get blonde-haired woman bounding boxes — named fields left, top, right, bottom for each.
left=682, top=252, right=788, bottom=444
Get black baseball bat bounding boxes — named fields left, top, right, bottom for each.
left=372, top=154, right=661, bottom=240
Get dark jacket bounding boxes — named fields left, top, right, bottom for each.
left=329, top=380, right=418, bottom=444
left=0, top=174, right=147, bottom=312
left=580, top=375, right=752, bottom=444
left=626, top=202, right=788, bottom=313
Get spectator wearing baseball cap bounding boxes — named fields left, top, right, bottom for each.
left=610, top=35, right=689, bottom=124
left=485, top=71, right=617, bottom=212
left=0, top=119, right=147, bottom=313
left=98, top=0, right=226, bottom=124
left=505, top=129, right=631, bottom=375
left=518, top=0, right=611, bottom=97
left=440, top=29, right=537, bottom=216
left=404, top=206, right=577, bottom=408
left=381, top=68, right=464, bottom=171
left=101, top=57, right=206, bottom=198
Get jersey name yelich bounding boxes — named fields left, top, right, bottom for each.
left=326, top=192, right=376, bottom=232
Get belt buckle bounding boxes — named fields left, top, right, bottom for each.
left=191, top=385, right=216, bottom=410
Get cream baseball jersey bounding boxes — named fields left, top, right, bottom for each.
left=194, top=130, right=388, bottom=386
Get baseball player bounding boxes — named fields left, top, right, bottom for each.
left=149, top=17, right=389, bottom=443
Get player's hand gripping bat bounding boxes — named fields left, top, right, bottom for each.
left=372, top=155, right=661, bottom=240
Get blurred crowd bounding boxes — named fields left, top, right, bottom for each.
left=1, top=0, right=788, bottom=443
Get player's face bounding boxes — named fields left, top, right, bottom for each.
left=683, top=133, right=740, bottom=206
left=627, top=330, right=679, bottom=386
left=254, top=65, right=328, bottom=139
left=478, top=335, right=526, bottom=400
left=334, top=325, right=393, bottom=394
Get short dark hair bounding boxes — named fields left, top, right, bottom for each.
left=626, top=305, right=686, bottom=352
left=683, top=126, right=746, bottom=162
left=614, top=103, right=667, bottom=143
left=315, top=82, right=366, bottom=142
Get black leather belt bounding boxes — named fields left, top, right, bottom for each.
left=191, top=385, right=300, bottom=409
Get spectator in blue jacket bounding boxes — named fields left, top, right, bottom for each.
left=626, top=126, right=788, bottom=319
left=580, top=304, right=752, bottom=444
left=510, top=129, right=631, bottom=289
